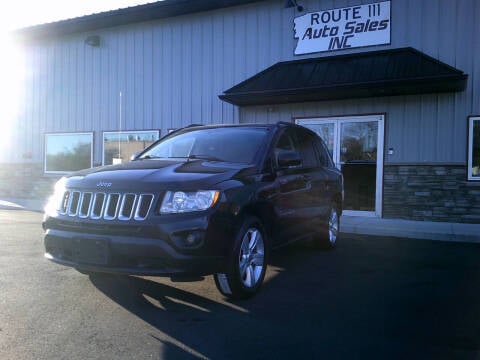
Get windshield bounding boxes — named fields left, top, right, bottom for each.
left=139, top=127, right=268, bottom=164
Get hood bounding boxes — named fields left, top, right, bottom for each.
left=65, top=159, right=255, bottom=192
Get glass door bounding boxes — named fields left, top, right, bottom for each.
left=297, top=115, right=384, bottom=217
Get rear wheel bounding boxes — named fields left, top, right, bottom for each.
left=214, top=216, right=268, bottom=299
left=327, top=206, right=339, bottom=247
left=315, top=204, right=340, bottom=249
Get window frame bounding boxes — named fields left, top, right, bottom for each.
left=102, top=130, right=160, bottom=166
left=44, top=132, right=94, bottom=174
left=468, top=115, right=480, bottom=181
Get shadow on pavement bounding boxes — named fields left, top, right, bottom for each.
left=90, top=236, right=480, bottom=359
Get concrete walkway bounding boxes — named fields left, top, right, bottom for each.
left=1, top=197, right=479, bottom=243
left=341, top=214, right=480, bottom=243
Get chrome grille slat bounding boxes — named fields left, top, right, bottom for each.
left=104, top=193, right=121, bottom=220
left=91, top=193, right=106, bottom=219
left=59, top=190, right=154, bottom=221
left=59, top=191, right=70, bottom=214
left=68, top=191, right=81, bottom=216
left=78, top=192, right=93, bottom=218
left=118, top=194, right=137, bottom=220
left=134, top=194, right=154, bottom=221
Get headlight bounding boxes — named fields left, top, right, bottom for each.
left=44, top=177, right=67, bottom=216
left=160, top=190, right=220, bottom=214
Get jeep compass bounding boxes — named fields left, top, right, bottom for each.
left=43, top=122, right=343, bottom=299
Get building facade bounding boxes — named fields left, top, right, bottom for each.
left=5, top=0, right=480, bottom=223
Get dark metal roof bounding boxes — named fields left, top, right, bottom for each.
left=14, top=0, right=263, bottom=42
left=219, top=47, right=468, bottom=106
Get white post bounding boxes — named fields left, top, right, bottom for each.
left=113, top=91, right=123, bottom=165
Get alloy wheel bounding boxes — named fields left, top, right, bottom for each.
left=328, top=208, right=339, bottom=246
left=238, top=227, right=265, bottom=288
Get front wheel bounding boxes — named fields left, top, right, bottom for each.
left=214, top=216, right=268, bottom=299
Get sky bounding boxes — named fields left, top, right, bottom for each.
left=0, top=1, right=157, bottom=157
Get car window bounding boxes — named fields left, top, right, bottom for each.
left=295, top=129, right=319, bottom=168
left=275, top=129, right=296, bottom=152
left=313, top=137, right=332, bottom=167
left=274, top=128, right=298, bottom=167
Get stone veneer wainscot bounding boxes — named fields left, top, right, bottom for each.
left=383, top=165, right=480, bottom=223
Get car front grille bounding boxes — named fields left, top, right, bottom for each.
left=58, top=190, right=155, bottom=221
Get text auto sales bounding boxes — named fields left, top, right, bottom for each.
left=301, top=4, right=389, bottom=50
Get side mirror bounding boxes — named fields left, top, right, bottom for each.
left=277, top=150, right=302, bottom=169
left=130, top=151, right=141, bottom=161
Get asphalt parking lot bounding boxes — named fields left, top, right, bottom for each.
left=1, top=210, right=480, bottom=360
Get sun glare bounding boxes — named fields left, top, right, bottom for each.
left=0, top=0, right=158, bottom=162
left=0, top=32, right=24, bottom=161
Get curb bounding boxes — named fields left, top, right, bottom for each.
left=340, top=216, right=480, bottom=243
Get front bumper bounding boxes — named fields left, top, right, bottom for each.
left=43, top=211, right=234, bottom=276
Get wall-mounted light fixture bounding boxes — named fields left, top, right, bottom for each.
left=85, top=35, right=100, bottom=47
left=284, top=0, right=304, bottom=12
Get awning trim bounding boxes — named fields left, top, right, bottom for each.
left=219, top=47, right=468, bottom=106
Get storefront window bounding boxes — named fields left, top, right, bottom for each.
left=468, top=116, right=480, bottom=180
left=103, top=130, right=160, bottom=165
left=45, top=133, right=93, bottom=173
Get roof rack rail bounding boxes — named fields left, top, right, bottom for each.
left=160, top=123, right=204, bottom=139
left=276, top=121, right=294, bottom=127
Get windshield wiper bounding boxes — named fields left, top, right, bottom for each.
left=187, top=154, right=223, bottom=162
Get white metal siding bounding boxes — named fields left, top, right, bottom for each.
left=17, top=2, right=288, bottom=163
left=241, top=0, right=480, bottom=164
left=14, top=0, right=480, bottom=165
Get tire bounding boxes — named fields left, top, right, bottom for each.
left=316, top=204, right=340, bottom=249
left=214, top=216, right=268, bottom=299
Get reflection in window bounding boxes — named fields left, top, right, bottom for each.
left=141, top=128, right=267, bottom=164
left=340, top=121, right=378, bottom=163
left=103, top=131, right=160, bottom=165
left=45, top=133, right=93, bottom=173
left=468, top=116, right=480, bottom=180
left=312, top=123, right=334, bottom=157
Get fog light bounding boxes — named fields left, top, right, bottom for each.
left=186, top=233, right=197, bottom=246
left=171, top=231, right=204, bottom=249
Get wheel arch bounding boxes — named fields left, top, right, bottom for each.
left=332, top=192, right=343, bottom=216
left=235, top=201, right=275, bottom=243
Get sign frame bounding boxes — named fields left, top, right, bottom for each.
left=293, top=1, right=391, bottom=55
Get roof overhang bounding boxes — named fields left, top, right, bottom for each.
left=219, top=47, right=468, bottom=106
left=14, top=0, right=264, bottom=43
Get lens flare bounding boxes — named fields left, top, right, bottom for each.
left=0, top=33, right=24, bottom=161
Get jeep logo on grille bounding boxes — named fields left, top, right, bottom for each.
left=96, top=181, right=112, bottom=188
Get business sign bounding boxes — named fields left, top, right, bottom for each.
left=294, top=1, right=391, bottom=55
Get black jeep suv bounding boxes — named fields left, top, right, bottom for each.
left=43, top=122, right=343, bottom=299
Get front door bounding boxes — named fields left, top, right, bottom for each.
left=297, top=115, right=384, bottom=217
left=270, top=127, right=312, bottom=245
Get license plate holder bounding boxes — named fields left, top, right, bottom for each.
left=72, top=238, right=109, bottom=265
